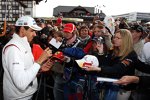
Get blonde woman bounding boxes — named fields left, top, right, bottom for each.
left=84, top=29, right=138, bottom=100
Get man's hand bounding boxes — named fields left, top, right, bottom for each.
left=36, top=47, right=52, bottom=65
left=40, top=59, right=54, bottom=72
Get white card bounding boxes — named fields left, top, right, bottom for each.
left=97, top=77, right=118, bottom=82
left=49, top=38, right=62, bottom=49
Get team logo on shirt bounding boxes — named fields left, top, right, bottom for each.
left=121, top=59, right=132, bottom=66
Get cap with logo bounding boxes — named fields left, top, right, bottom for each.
left=51, top=51, right=64, bottom=63
left=63, top=23, right=76, bottom=33
left=15, top=16, right=42, bottom=31
left=75, top=55, right=99, bottom=68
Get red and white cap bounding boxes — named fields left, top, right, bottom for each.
left=75, top=55, right=99, bottom=68
left=63, top=23, right=76, bottom=33
left=15, top=16, right=42, bottom=31
left=52, top=51, right=64, bottom=61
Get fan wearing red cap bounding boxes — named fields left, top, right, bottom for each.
left=59, top=23, right=80, bottom=49
left=55, top=17, right=62, bottom=26
left=52, top=23, right=81, bottom=100
left=63, top=23, right=76, bottom=33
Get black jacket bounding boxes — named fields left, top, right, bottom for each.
left=138, top=76, right=150, bottom=89
left=96, top=50, right=138, bottom=79
left=135, top=59, right=150, bottom=74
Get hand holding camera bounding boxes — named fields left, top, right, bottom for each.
left=96, top=42, right=104, bottom=54
left=102, top=27, right=110, bottom=37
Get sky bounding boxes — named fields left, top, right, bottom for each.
left=35, top=0, right=150, bottom=17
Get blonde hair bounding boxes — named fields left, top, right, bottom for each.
left=114, top=29, right=133, bottom=60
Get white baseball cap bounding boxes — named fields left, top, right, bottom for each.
left=75, top=55, right=99, bottom=68
left=15, top=16, right=42, bottom=31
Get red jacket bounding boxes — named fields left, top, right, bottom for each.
left=32, top=44, right=43, bottom=61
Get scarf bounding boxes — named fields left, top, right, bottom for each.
left=60, top=34, right=78, bottom=49
left=78, top=35, right=91, bottom=42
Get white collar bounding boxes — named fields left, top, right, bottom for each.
left=13, top=33, right=31, bottom=52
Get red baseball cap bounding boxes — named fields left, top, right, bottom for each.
left=57, top=18, right=62, bottom=24
left=52, top=51, right=64, bottom=61
left=63, top=23, right=76, bottom=33
left=55, top=18, right=62, bottom=26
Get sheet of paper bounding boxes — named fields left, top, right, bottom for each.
left=97, top=77, right=118, bottom=82
left=49, top=38, right=62, bottom=49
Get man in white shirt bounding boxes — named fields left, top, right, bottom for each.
left=2, top=16, right=52, bottom=100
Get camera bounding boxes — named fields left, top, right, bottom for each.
left=93, top=37, right=104, bottom=44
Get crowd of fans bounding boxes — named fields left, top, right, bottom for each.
left=0, top=15, right=150, bottom=100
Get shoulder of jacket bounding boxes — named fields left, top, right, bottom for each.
left=3, top=40, right=23, bottom=54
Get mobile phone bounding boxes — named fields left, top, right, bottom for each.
left=97, top=37, right=104, bottom=44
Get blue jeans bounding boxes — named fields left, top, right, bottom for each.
left=64, top=76, right=99, bottom=100
left=53, top=73, right=65, bottom=100
left=104, top=83, right=119, bottom=100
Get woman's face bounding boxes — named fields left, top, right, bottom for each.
left=80, top=28, right=89, bottom=39
left=113, top=32, right=122, bottom=48
left=93, top=27, right=103, bottom=37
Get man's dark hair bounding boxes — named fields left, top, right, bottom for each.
left=15, top=26, right=30, bottom=34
